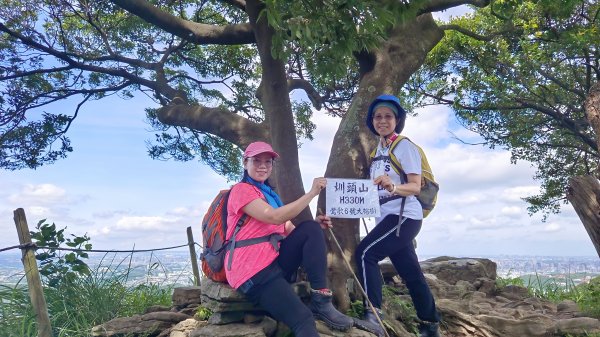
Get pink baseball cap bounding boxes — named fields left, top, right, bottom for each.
left=243, top=141, right=280, bottom=158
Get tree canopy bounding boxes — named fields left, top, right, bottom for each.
left=406, top=0, right=600, bottom=218
left=0, top=0, right=491, bottom=306
left=0, top=0, right=425, bottom=176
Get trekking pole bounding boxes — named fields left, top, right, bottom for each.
left=361, top=217, right=370, bottom=235
left=320, top=210, right=389, bottom=337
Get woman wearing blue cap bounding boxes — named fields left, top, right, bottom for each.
left=355, top=95, right=441, bottom=337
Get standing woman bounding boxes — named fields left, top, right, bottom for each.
left=355, top=95, right=441, bottom=337
left=225, top=141, right=354, bottom=337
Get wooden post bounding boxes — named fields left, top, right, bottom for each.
left=187, top=226, right=201, bottom=286
left=13, top=208, right=52, bottom=337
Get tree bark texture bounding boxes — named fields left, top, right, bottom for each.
left=567, top=176, right=600, bottom=258
left=585, top=82, right=600, bottom=175
left=568, top=84, right=600, bottom=258
left=321, top=14, right=444, bottom=310
left=245, top=0, right=311, bottom=222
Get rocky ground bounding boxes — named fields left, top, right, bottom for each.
left=92, top=257, right=600, bottom=337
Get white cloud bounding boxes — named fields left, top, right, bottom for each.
left=501, top=206, right=522, bottom=216
left=404, top=105, right=450, bottom=146
left=452, top=214, right=465, bottom=221
left=28, top=206, right=53, bottom=218
left=92, top=210, right=131, bottom=219
left=543, top=223, right=561, bottom=232
left=115, top=216, right=180, bottom=231
left=167, top=206, right=203, bottom=218
left=500, top=185, right=539, bottom=202
left=8, top=183, right=67, bottom=204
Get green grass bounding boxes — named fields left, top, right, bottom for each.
left=497, top=272, right=600, bottom=319
left=495, top=269, right=525, bottom=288
left=0, top=253, right=183, bottom=337
left=382, top=285, right=418, bottom=333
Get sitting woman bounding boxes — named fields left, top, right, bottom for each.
left=225, top=141, right=354, bottom=337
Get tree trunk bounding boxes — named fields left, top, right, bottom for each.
left=245, top=0, right=311, bottom=222
left=567, top=82, right=600, bottom=258
left=585, top=82, right=600, bottom=175
left=322, top=14, right=444, bottom=310
left=567, top=176, right=600, bottom=258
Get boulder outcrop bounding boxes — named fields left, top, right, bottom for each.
left=91, top=257, right=600, bottom=337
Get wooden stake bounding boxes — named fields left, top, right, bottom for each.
left=187, top=226, right=201, bottom=286
left=13, top=208, right=52, bottom=337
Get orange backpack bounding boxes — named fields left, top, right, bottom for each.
left=200, top=189, right=240, bottom=282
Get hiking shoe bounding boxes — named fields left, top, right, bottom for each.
left=363, top=307, right=385, bottom=337
left=353, top=317, right=385, bottom=337
left=419, top=321, right=440, bottom=337
left=308, top=289, right=354, bottom=331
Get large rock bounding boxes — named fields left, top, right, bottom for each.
left=199, top=278, right=265, bottom=323
left=419, top=257, right=497, bottom=285
left=191, top=316, right=276, bottom=337
left=173, top=287, right=203, bottom=308
left=169, top=318, right=206, bottom=337
left=93, top=261, right=600, bottom=337
left=91, top=312, right=191, bottom=337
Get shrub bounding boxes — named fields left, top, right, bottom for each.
left=576, top=276, right=600, bottom=318
left=30, top=219, right=92, bottom=288
left=0, top=223, right=181, bottom=337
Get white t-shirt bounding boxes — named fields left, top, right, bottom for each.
left=370, top=138, right=423, bottom=223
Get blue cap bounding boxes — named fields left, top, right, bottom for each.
left=366, top=94, right=406, bottom=135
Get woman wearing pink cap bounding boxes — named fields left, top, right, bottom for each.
left=225, top=141, right=354, bottom=336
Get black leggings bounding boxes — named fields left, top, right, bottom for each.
left=237, top=220, right=327, bottom=337
left=355, top=215, right=440, bottom=322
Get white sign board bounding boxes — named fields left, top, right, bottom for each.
left=325, top=178, right=380, bottom=218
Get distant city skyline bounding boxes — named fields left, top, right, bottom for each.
left=2, top=250, right=598, bottom=287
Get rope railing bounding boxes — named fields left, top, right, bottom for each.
left=0, top=242, right=196, bottom=254
left=8, top=207, right=205, bottom=337
left=0, top=242, right=203, bottom=253
left=0, top=244, right=32, bottom=253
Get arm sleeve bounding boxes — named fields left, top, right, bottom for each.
left=393, top=140, right=421, bottom=175
left=229, top=183, right=264, bottom=216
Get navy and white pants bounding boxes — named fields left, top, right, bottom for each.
left=355, top=214, right=440, bottom=322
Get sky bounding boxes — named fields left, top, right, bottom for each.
left=1, top=91, right=596, bottom=258
left=0, top=7, right=598, bottom=259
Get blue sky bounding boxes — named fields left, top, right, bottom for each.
left=1, top=6, right=597, bottom=259
left=0, top=90, right=596, bottom=258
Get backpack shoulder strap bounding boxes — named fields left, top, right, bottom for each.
left=369, top=146, right=377, bottom=159
left=388, top=136, right=407, bottom=177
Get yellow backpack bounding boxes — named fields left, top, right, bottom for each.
left=370, top=135, right=439, bottom=218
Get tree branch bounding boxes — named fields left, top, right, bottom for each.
left=156, top=99, right=268, bottom=149
left=419, top=90, right=598, bottom=152
left=0, top=22, right=183, bottom=100
left=219, top=0, right=246, bottom=11
left=441, top=24, right=520, bottom=41
left=438, top=24, right=492, bottom=41
left=111, top=0, right=255, bottom=45
left=287, top=78, right=323, bottom=110
left=515, top=97, right=598, bottom=152
left=537, top=68, right=586, bottom=99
